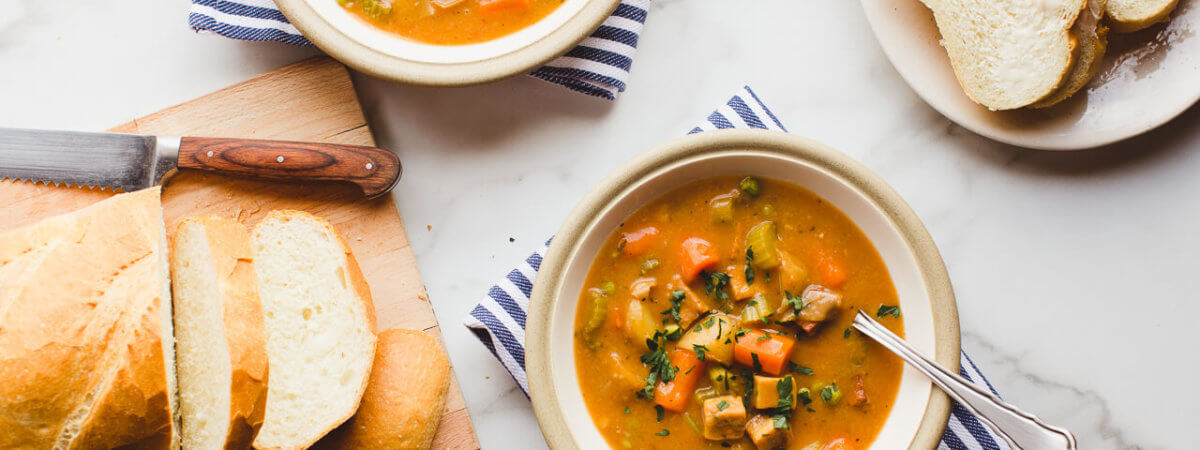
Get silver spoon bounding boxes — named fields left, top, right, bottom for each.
left=852, top=311, right=1077, bottom=449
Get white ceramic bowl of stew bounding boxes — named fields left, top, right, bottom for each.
left=526, top=129, right=960, bottom=449
left=274, top=0, right=622, bottom=85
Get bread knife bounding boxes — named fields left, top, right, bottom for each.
left=0, top=128, right=401, bottom=198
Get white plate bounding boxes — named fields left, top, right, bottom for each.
left=860, top=0, right=1200, bottom=150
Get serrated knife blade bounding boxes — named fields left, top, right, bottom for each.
left=0, top=128, right=403, bottom=197
left=0, top=128, right=179, bottom=192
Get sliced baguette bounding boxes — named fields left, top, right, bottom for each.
left=317, top=329, right=452, bottom=450
left=922, top=0, right=1089, bottom=110
left=1106, top=0, right=1178, bottom=32
left=171, top=215, right=269, bottom=450
left=251, top=211, right=377, bottom=450
left=1033, top=0, right=1110, bottom=108
left=0, top=187, right=178, bottom=449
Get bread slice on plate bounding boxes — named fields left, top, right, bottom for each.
left=1105, top=0, right=1179, bottom=32
left=0, top=187, right=179, bottom=449
left=251, top=210, right=378, bottom=450
left=171, top=215, right=269, bottom=449
left=1033, top=0, right=1110, bottom=108
left=317, top=329, right=452, bottom=449
left=921, top=0, right=1090, bottom=110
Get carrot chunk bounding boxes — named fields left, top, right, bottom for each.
left=680, top=237, right=719, bottom=282
left=733, top=329, right=795, bottom=376
left=478, top=0, right=531, bottom=13
left=619, top=226, right=660, bottom=257
left=813, top=248, right=847, bottom=288
left=654, top=349, right=705, bottom=412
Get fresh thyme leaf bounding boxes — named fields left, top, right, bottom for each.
left=876, top=305, right=901, bottom=318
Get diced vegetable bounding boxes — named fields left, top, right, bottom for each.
left=710, top=194, right=736, bottom=224
left=745, top=222, right=780, bottom=270
left=849, top=374, right=869, bottom=407
left=357, top=0, right=393, bottom=19
left=752, top=375, right=795, bottom=409
left=639, top=258, right=660, bottom=274
left=819, top=383, right=842, bottom=405
left=693, top=385, right=720, bottom=404
left=727, top=264, right=760, bottom=301
left=654, top=349, right=705, bottom=412
left=629, top=277, right=656, bottom=300
left=813, top=248, right=847, bottom=288
left=701, top=395, right=747, bottom=440
left=760, top=204, right=776, bottom=217
left=739, top=293, right=773, bottom=323
left=583, top=288, right=610, bottom=349
left=619, top=226, right=660, bottom=257
left=624, top=299, right=659, bottom=348
left=677, top=314, right=739, bottom=365
left=734, top=329, right=796, bottom=376
left=746, top=414, right=790, bottom=450
left=777, top=250, right=808, bottom=294
left=739, top=176, right=761, bottom=197
left=600, top=281, right=616, bottom=294
left=822, top=438, right=855, bottom=450
left=680, top=237, right=720, bottom=282
left=667, top=276, right=713, bottom=328
left=478, top=0, right=531, bottom=14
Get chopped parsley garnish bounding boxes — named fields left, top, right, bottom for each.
left=751, top=353, right=763, bottom=372
left=784, top=291, right=805, bottom=312
left=661, top=290, right=686, bottom=322
left=734, top=328, right=750, bottom=339
left=744, top=248, right=756, bottom=285
left=700, top=270, right=732, bottom=301
left=773, top=415, right=789, bottom=429
left=876, top=305, right=902, bottom=318
left=770, top=376, right=795, bottom=429
left=693, top=344, right=709, bottom=361
left=636, top=335, right=677, bottom=399
left=820, top=383, right=841, bottom=405
left=757, top=331, right=772, bottom=342
left=655, top=429, right=670, bottom=436
left=788, top=361, right=814, bottom=376
left=797, top=388, right=813, bottom=406
left=624, top=406, right=631, bottom=414
left=844, top=328, right=852, bottom=338
left=655, top=404, right=664, bottom=422
left=716, top=400, right=730, bottom=411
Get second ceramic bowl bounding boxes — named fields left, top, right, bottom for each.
left=526, top=129, right=961, bottom=449
left=275, top=0, right=622, bottom=85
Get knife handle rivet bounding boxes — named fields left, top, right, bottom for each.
left=206, top=151, right=214, bottom=158
left=365, top=163, right=374, bottom=170
left=276, top=156, right=285, bottom=163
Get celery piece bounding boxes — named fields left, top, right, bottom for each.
left=745, top=221, right=780, bottom=270
left=583, top=289, right=610, bottom=350
left=710, top=195, right=735, bottom=224
left=360, top=0, right=392, bottom=19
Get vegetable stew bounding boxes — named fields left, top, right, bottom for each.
left=573, top=176, right=905, bottom=449
left=339, top=0, right=565, bottom=45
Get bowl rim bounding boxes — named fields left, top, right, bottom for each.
left=526, top=129, right=961, bottom=449
left=275, top=0, right=623, bottom=86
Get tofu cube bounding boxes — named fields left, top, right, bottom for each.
left=753, top=375, right=794, bottom=409
left=702, top=395, right=747, bottom=440
left=746, top=414, right=790, bottom=450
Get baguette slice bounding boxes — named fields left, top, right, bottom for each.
left=171, top=216, right=269, bottom=450
left=317, top=329, right=452, bottom=450
left=1033, top=0, right=1110, bottom=108
left=922, top=0, right=1089, bottom=110
left=0, top=187, right=178, bottom=449
left=251, top=211, right=377, bottom=450
left=1106, top=0, right=1178, bottom=32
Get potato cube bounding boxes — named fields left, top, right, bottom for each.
left=746, top=414, right=790, bottom=450
left=753, top=375, right=795, bottom=410
left=702, top=395, right=747, bottom=440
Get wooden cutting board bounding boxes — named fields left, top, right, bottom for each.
left=0, top=56, right=478, bottom=449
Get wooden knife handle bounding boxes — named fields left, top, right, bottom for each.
left=177, top=136, right=401, bottom=197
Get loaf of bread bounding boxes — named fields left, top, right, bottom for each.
left=921, top=0, right=1104, bottom=110
left=0, top=187, right=179, bottom=449
left=171, top=215, right=269, bottom=449
left=318, top=329, right=452, bottom=450
left=251, top=210, right=378, bottom=450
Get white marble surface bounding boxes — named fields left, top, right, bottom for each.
left=2, top=0, right=1198, bottom=448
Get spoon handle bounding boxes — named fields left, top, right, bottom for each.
left=852, top=311, right=1076, bottom=450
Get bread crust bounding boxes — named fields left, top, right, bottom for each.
left=318, top=329, right=451, bottom=450
left=251, top=210, right=377, bottom=450
left=1033, top=0, right=1110, bottom=108
left=0, top=187, right=177, bottom=450
left=1106, top=0, right=1179, bottom=32
left=172, top=215, right=270, bottom=450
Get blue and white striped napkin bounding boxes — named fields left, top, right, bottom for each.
left=464, top=86, right=1013, bottom=449
left=188, top=0, right=649, bottom=99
